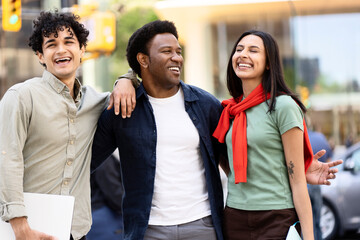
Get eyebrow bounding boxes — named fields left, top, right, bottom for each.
left=44, top=36, right=75, bottom=46
left=237, top=44, right=260, bottom=49
left=44, top=39, right=55, bottom=45
left=64, top=36, right=75, bottom=41
left=159, top=45, right=182, bottom=50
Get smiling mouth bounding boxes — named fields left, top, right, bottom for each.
left=55, top=57, right=71, bottom=64
left=238, top=63, right=252, bottom=68
left=169, top=66, right=180, bottom=73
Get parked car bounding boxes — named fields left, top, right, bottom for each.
left=320, top=142, right=360, bottom=240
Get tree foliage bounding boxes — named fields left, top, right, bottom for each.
left=109, top=6, right=158, bottom=81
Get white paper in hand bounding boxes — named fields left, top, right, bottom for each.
left=286, top=221, right=302, bottom=240
left=0, top=192, right=75, bottom=240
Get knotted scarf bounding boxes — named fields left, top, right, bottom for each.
left=213, top=84, right=313, bottom=183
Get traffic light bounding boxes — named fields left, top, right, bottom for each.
left=2, top=0, right=22, bottom=32
left=298, top=86, right=310, bottom=108
left=82, top=11, right=116, bottom=53
left=72, top=5, right=116, bottom=57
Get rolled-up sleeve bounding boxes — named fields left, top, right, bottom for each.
left=0, top=89, right=29, bottom=221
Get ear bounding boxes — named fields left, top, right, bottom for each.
left=37, top=51, right=44, bottom=64
left=80, top=45, right=85, bottom=58
left=137, top=52, right=149, bottom=69
left=36, top=51, right=46, bottom=68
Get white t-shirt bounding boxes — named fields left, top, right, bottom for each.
left=147, top=87, right=211, bottom=225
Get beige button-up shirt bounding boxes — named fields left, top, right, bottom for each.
left=0, top=70, right=109, bottom=239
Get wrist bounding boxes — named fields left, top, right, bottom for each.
left=9, top=217, right=30, bottom=236
left=115, top=77, right=140, bottom=89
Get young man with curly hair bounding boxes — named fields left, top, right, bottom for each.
left=0, top=11, right=134, bottom=240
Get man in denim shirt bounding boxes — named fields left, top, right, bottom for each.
left=92, top=20, right=226, bottom=240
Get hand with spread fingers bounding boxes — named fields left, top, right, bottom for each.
left=306, top=149, right=343, bottom=185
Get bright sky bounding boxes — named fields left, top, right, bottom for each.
left=292, top=13, right=360, bottom=85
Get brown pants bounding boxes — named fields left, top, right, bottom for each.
left=223, top=206, right=300, bottom=240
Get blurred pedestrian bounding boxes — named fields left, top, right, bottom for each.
left=0, top=10, right=134, bottom=240
left=87, top=152, right=124, bottom=240
left=308, top=130, right=333, bottom=240
left=345, top=134, right=354, bottom=148
left=213, top=30, right=314, bottom=239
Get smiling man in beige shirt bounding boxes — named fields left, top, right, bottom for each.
left=0, top=11, right=134, bottom=240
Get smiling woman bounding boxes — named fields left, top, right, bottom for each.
left=213, top=30, right=314, bottom=240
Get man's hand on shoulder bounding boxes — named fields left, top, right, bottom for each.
left=108, top=78, right=136, bottom=118
left=10, top=217, right=58, bottom=240
left=306, top=149, right=343, bottom=185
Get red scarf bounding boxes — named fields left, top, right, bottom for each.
left=213, top=84, right=313, bottom=183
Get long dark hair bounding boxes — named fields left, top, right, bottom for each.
left=226, top=30, right=306, bottom=113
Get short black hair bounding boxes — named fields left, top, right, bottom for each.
left=126, top=20, right=178, bottom=78
left=28, top=10, right=89, bottom=54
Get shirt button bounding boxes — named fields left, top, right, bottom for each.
left=70, top=119, right=74, bottom=123
left=70, top=140, right=74, bottom=145
left=64, top=180, right=69, bottom=186
left=67, top=161, right=72, bottom=166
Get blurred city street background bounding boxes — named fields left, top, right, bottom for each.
left=1, top=0, right=360, bottom=239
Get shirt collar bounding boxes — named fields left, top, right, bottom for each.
left=43, top=70, right=83, bottom=101
left=136, top=80, right=199, bottom=102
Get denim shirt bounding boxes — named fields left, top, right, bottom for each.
left=92, top=81, right=225, bottom=240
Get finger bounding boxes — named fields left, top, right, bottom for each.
left=324, top=180, right=331, bottom=185
left=131, top=95, right=136, bottom=111
left=126, top=97, right=132, bottom=118
left=314, top=149, right=326, bottom=159
left=120, top=98, right=127, bottom=119
left=114, top=96, right=120, bottom=116
left=328, top=168, right=339, bottom=174
left=39, top=232, right=55, bottom=240
left=107, top=94, right=114, bottom=110
left=329, top=159, right=343, bottom=167
left=327, top=173, right=335, bottom=179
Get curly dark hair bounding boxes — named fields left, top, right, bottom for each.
left=126, top=20, right=178, bottom=78
left=28, top=10, right=89, bottom=54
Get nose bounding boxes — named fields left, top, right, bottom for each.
left=239, top=50, right=248, bottom=59
left=56, top=43, right=67, bottom=54
left=171, top=52, right=183, bottom=63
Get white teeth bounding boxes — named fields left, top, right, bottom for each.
left=169, top=67, right=180, bottom=71
left=238, top=63, right=251, bottom=68
left=55, top=57, right=71, bottom=63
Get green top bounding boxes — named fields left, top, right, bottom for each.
left=226, top=95, right=304, bottom=210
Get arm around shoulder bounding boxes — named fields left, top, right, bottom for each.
left=108, top=69, right=140, bottom=118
